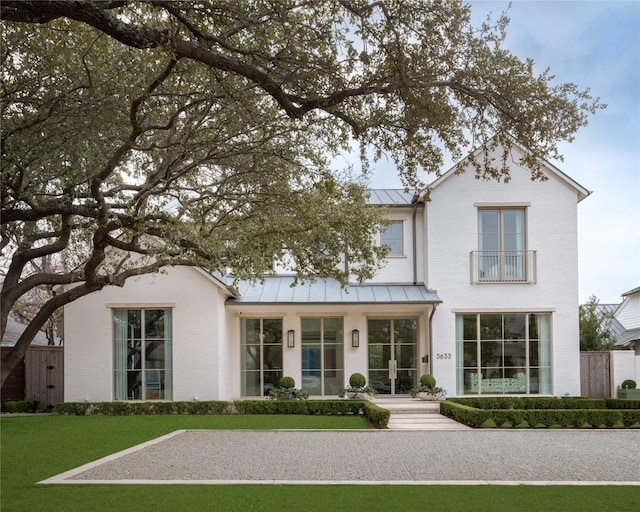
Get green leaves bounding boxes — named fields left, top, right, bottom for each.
left=1, top=1, right=604, bottom=380
left=579, top=295, right=617, bottom=351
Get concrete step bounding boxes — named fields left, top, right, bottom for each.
left=372, top=398, right=441, bottom=414
left=372, top=398, right=471, bottom=430
left=387, top=414, right=472, bottom=431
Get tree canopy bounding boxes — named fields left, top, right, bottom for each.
left=1, top=0, right=602, bottom=384
left=579, top=295, right=617, bottom=351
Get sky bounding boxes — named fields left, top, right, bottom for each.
left=365, top=0, right=640, bottom=305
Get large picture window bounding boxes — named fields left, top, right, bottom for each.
left=456, top=313, right=551, bottom=395
left=301, top=317, right=344, bottom=396
left=241, top=318, right=283, bottom=396
left=113, top=309, right=172, bottom=400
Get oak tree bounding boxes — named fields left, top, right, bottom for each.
left=1, top=1, right=602, bottom=385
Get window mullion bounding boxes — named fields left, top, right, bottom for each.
left=259, top=320, right=264, bottom=396
left=319, top=319, right=325, bottom=395
left=525, top=314, right=530, bottom=394
left=476, top=314, right=481, bottom=395
left=140, top=309, right=145, bottom=400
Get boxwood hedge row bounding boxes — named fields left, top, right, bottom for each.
left=55, top=400, right=231, bottom=416
left=440, top=399, right=640, bottom=428
left=54, top=399, right=390, bottom=428
left=1, top=400, right=40, bottom=413
left=447, top=396, right=606, bottom=410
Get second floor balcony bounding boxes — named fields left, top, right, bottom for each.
left=470, top=250, right=537, bottom=284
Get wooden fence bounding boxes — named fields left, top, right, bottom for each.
left=1, top=346, right=63, bottom=410
left=580, top=351, right=611, bottom=398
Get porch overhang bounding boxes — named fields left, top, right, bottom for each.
left=224, top=276, right=441, bottom=307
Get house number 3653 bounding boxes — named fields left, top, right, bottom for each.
left=436, top=353, right=452, bottom=359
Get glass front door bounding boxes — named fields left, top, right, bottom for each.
left=368, top=318, right=418, bottom=395
left=241, top=318, right=283, bottom=396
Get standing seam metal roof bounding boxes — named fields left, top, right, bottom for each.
left=367, top=189, right=416, bottom=206
left=225, top=276, right=440, bottom=305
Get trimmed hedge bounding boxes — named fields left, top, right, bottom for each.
left=361, top=401, right=390, bottom=428
left=231, top=399, right=389, bottom=428
left=605, top=398, right=640, bottom=410
left=440, top=400, right=640, bottom=428
left=2, top=400, right=39, bottom=413
left=53, top=399, right=390, bottom=428
left=55, top=401, right=231, bottom=416
left=447, top=396, right=605, bottom=410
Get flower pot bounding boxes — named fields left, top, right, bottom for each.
left=617, top=388, right=640, bottom=400
left=416, top=392, right=440, bottom=401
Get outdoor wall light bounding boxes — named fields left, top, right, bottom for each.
left=351, top=329, right=360, bottom=348
left=287, top=329, right=295, bottom=348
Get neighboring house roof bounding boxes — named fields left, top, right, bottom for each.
left=597, top=304, right=627, bottom=339
left=225, top=276, right=440, bottom=305
left=613, top=285, right=640, bottom=348
left=616, top=327, right=640, bottom=347
left=424, top=140, right=591, bottom=203
left=1, top=318, right=57, bottom=347
left=622, top=286, right=640, bottom=297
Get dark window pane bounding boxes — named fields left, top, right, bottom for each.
left=480, top=314, right=503, bottom=340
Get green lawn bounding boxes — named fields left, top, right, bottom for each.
left=2, top=414, right=638, bottom=512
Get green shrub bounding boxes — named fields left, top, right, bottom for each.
left=55, top=401, right=230, bottom=415
left=267, top=387, right=309, bottom=400
left=349, top=372, right=366, bottom=387
left=447, top=397, right=604, bottom=410
left=362, top=401, right=390, bottom=428
left=2, top=400, right=39, bottom=413
left=233, top=400, right=309, bottom=414
left=420, top=374, right=436, bottom=388
left=233, top=399, right=364, bottom=416
left=621, top=379, right=637, bottom=389
left=605, top=398, right=640, bottom=410
left=340, top=373, right=377, bottom=398
left=440, top=400, right=636, bottom=428
left=279, top=376, right=296, bottom=389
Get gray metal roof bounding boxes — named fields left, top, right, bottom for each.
left=226, top=276, right=440, bottom=305
left=367, top=189, right=417, bottom=206
left=622, top=286, right=640, bottom=297
left=616, top=327, right=640, bottom=347
left=597, top=304, right=627, bottom=338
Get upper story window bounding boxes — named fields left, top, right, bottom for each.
left=381, top=220, right=403, bottom=256
left=472, top=207, right=536, bottom=283
left=479, top=208, right=525, bottom=253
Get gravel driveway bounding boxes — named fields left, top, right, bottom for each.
left=40, top=429, right=640, bottom=485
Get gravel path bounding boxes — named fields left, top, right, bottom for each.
left=41, top=429, right=640, bottom=485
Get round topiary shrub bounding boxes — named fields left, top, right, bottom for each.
left=349, top=372, right=366, bottom=388
left=621, top=379, right=637, bottom=389
left=279, top=376, right=296, bottom=389
left=420, top=374, right=436, bottom=388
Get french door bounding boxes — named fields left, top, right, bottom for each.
left=240, top=318, right=283, bottom=396
left=368, top=318, right=418, bottom=395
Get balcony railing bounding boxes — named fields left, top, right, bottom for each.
left=470, top=250, right=537, bottom=284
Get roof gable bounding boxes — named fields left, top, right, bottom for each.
left=424, top=141, right=591, bottom=203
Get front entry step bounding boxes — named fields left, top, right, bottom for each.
left=373, top=398, right=472, bottom=431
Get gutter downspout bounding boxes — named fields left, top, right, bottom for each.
left=411, top=193, right=419, bottom=285
left=428, top=303, right=438, bottom=375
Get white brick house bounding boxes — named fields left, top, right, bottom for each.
left=63, top=144, right=590, bottom=402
